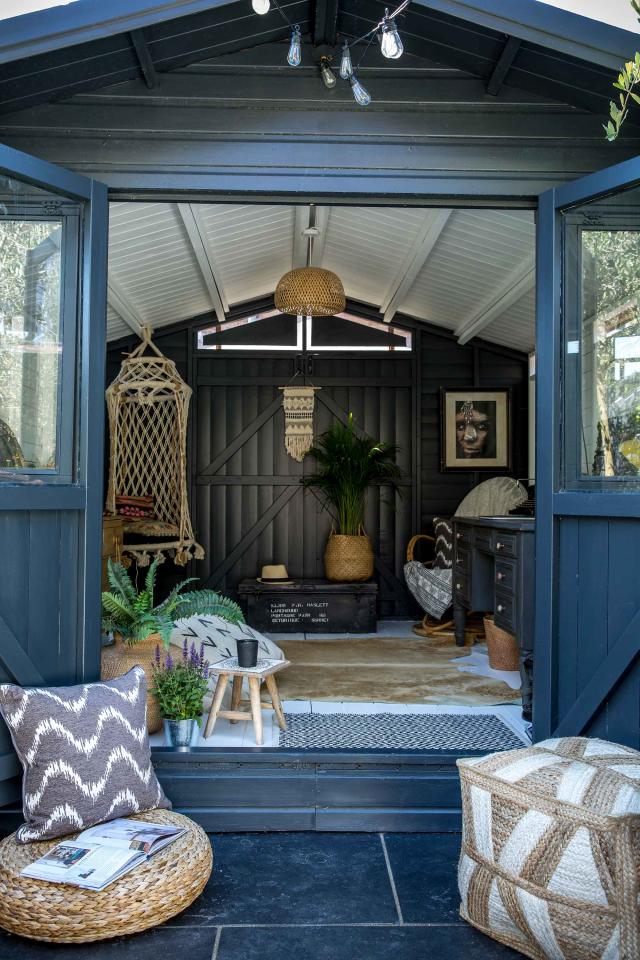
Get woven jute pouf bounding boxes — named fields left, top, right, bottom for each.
left=457, top=738, right=640, bottom=960
left=0, top=809, right=212, bottom=944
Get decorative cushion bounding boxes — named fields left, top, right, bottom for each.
left=404, top=561, right=452, bottom=619
left=433, top=517, right=453, bottom=569
left=457, top=737, right=640, bottom=960
left=171, top=615, right=283, bottom=669
left=0, top=667, right=170, bottom=844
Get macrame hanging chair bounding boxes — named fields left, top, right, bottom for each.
left=105, top=325, right=204, bottom=567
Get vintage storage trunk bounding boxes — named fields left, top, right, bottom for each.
left=238, top=579, right=378, bottom=633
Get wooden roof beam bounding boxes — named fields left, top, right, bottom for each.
left=486, top=35, right=521, bottom=96
left=107, top=276, right=145, bottom=336
left=130, top=28, right=158, bottom=89
left=380, top=209, right=452, bottom=323
left=292, top=205, right=330, bottom=269
left=455, top=253, right=535, bottom=345
left=177, top=202, right=227, bottom=323
left=312, top=0, right=340, bottom=47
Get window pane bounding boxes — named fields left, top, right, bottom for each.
left=0, top=220, right=62, bottom=471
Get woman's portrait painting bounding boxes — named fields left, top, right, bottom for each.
left=440, top=388, right=511, bottom=471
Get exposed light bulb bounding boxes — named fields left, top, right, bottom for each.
left=380, top=11, right=403, bottom=59
left=319, top=57, right=337, bottom=89
left=349, top=74, right=371, bottom=107
left=339, top=41, right=353, bottom=79
left=251, top=0, right=270, bottom=13
left=287, top=25, right=302, bottom=66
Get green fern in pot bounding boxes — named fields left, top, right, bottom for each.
left=302, top=415, right=403, bottom=582
left=101, top=556, right=244, bottom=733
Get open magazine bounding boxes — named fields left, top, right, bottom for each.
left=21, top=818, right=186, bottom=891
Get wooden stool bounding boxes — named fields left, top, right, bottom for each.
left=204, top=657, right=290, bottom=746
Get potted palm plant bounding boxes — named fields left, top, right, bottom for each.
left=101, top=557, right=243, bottom=732
left=302, top=415, right=403, bottom=582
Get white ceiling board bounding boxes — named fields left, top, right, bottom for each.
left=480, top=287, right=536, bottom=353
left=320, top=206, right=429, bottom=308
left=400, top=209, right=536, bottom=333
left=195, top=204, right=295, bottom=307
left=108, top=202, right=211, bottom=337
left=107, top=201, right=536, bottom=352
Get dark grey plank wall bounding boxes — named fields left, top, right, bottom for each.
left=0, top=43, right=637, bottom=197
left=106, top=312, right=528, bottom=611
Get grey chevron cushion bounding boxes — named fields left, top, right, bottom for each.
left=0, top=667, right=170, bottom=843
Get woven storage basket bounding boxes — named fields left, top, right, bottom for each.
left=483, top=615, right=519, bottom=671
left=101, top=633, right=163, bottom=734
left=457, top=737, right=640, bottom=960
left=324, top=533, right=374, bottom=582
left=0, top=809, right=212, bottom=944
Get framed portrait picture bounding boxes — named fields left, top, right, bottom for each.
left=440, top=387, right=511, bottom=472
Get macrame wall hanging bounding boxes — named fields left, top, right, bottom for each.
left=105, top=325, right=204, bottom=567
left=279, top=385, right=320, bottom=462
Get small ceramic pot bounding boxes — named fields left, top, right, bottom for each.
left=164, top=718, right=200, bottom=749
left=237, top=637, right=258, bottom=668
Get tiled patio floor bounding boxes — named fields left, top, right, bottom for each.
left=0, top=832, right=522, bottom=959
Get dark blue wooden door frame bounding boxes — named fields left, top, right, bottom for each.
left=0, top=146, right=108, bottom=693
left=534, top=154, right=640, bottom=742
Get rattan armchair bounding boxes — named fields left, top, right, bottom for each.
left=404, top=478, right=528, bottom=640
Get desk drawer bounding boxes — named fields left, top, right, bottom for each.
left=495, top=559, right=516, bottom=592
left=454, top=573, right=470, bottom=603
left=474, top=528, right=492, bottom=550
left=494, top=590, right=516, bottom=634
left=454, top=526, right=471, bottom=548
left=493, top=531, right=517, bottom=558
left=455, top=547, right=470, bottom=575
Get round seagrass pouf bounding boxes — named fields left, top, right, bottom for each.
left=0, top=809, right=212, bottom=944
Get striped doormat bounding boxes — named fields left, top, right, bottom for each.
left=278, top=712, right=526, bottom=751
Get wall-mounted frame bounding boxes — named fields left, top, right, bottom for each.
left=440, top=387, right=511, bottom=472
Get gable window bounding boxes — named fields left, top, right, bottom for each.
left=197, top=309, right=412, bottom=353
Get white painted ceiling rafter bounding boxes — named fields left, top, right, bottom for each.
left=176, top=202, right=228, bottom=323
left=455, top=252, right=536, bottom=345
left=107, top=275, right=144, bottom=336
left=292, top=205, right=330, bottom=269
left=379, top=209, right=452, bottom=323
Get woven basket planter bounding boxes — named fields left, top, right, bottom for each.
left=101, top=633, right=163, bottom=734
left=0, top=810, right=212, bottom=943
left=324, top=533, right=374, bottom=582
left=483, top=615, right=519, bottom=671
left=458, top=737, right=640, bottom=960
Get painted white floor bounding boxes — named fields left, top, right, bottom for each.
left=151, top=619, right=531, bottom=749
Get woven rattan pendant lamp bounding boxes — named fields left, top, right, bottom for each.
left=275, top=206, right=345, bottom=316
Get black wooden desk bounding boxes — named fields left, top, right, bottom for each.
left=452, top=516, right=535, bottom=720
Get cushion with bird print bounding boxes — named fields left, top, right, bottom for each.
left=0, top=667, right=170, bottom=843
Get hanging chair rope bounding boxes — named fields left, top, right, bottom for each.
left=105, top=325, right=204, bottom=566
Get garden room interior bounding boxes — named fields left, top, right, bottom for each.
left=97, top=198, right=538, bottom=753
left=5, top=189, right=640, bottom=755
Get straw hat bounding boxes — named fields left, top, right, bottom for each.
left=257, top=564, right=293, bottom=585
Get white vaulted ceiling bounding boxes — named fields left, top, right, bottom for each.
left=107, top=201, right=536, bottom=352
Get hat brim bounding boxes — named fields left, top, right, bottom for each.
left=257, top=578, right=294, bottom=585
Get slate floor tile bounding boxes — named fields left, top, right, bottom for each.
left=215, top=923, right=522, bottom=960
left=0, top=925, right=217, bottom=960
left=180, top=832, right=398, bottom=924
left=384, top=832, right=463, bottom=922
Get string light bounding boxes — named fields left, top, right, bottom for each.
left=349, top=75, right=371, bottom=106
left=287, top=25, right=302, bottom=66
left=339, top=41, right=353, bottom=79
left=250, top=0, right=410, bottom=105
left=380, top=10, right=403, bottom=59
left=320, top=56, right=337, bottom=89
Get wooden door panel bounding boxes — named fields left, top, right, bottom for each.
left=194, top=352, right=415, bottom=616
